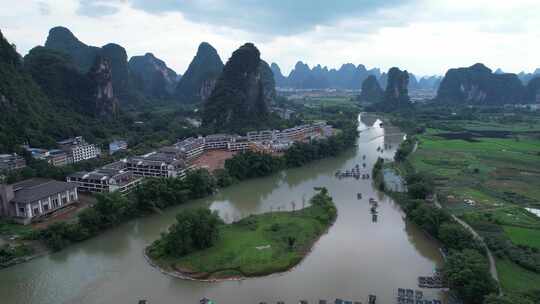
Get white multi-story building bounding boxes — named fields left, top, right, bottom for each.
left=58, top=136, right=100, bottom=163
left=227, top=136, right=252, bottom=152
left=247, top=130, right=276, bottom=142
left=175, top=137, right=205, bottom=160
left=125, top=152, right=188, bottom=179
left=204, top=134, right=234, bottom=150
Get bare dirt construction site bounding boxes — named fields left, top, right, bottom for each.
left=192, top=150, right=237, bottom=172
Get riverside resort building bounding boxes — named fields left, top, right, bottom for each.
left=1, top=121, right=334, bottom=223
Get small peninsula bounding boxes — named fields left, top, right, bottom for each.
left=146, top=187, right=337, bottom=280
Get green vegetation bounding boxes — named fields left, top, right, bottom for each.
left=496, top=258, right=540, bottom=294
left=503, top=226, right=540, bottom=249
left=382, top=105, right=540, bottom=301
left=444, top=249, right=498, bottom=304
left=224, top=152, right=284, bottom=181
left=0, top=219, right=34, bottom=236
left=37, top=169, right=217, bottom=251
left=149, top=208, right=222, bottom=258
left=0, top=244, right=34, bottom=267
left=223, top=120, right=358, bottom=181
left=147, top=187, right=336, bottom=280
left=0, top=29, right=205, bottom=155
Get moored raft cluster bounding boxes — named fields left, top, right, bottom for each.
left=396, top=288, right=441, bottom=304
left=418, top=270, right=445, bottom=288
left=335, top=164, right=370, bottom=179
left=193, top=297, right=377, bottom=304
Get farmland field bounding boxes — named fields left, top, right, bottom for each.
left=407, top=110, right=540, bottom=294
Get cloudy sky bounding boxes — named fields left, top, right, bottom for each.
left=1, top=0, right=539, bottom=76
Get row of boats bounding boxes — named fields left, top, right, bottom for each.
left=203, top=297, right=378, bottom=304
left=396, top=289, right=441, bottom=304
left=335, top=164, right=369, bottom=179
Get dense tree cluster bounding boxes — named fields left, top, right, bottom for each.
left=444, top=250, right=498, bottom=304
left=148, top=208, right=222, bottom=258
left=224, top=151, right=284, bottom=181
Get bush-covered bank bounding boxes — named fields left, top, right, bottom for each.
left=145, top=187, right=337, bottom=280
left=223, top=120, right=358, bottom=182
left=0, top=243, right=35, bottom=268
left=35, top=169, right=217, bottom=251
left=375, top=139, right=498, bottom=304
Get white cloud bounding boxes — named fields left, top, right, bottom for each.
left=0, top=0, right=538, bottom=76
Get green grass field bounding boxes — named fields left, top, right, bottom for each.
left=150, top=192, right=336, bottom=279
left=496, top=259, right=540, bottom=293
left=503, top=226, right=540, bottom=249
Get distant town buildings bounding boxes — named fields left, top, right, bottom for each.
left=0, top=178, right=78, bottom=224
left=0, top=153, right=26, bottom=172
left=22, top=136, right=99, bottom=167
left=109, top=140, right=128, bottom=155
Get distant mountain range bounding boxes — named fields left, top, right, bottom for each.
left=270, top=61, right=442, bottom=91
left=2, top=25, right=540, bottom=152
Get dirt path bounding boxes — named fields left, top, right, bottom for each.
left=434, top=199, right=502, bottom=295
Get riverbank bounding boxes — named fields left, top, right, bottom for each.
left=0, top=120, right=357, bottom=270
left=145, top=188, right=337, bottom=281
left=372, top=132, right=501, bottom=303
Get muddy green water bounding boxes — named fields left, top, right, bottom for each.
left=0, top=114, right=445, bottom=304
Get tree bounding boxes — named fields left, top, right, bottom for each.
left=438, top=223, right=480, bottom=251
left=214, top=169, right=235, bottom=188
left=444, top=249, right=498, bottom=304
left=183, top=169, right=216, bottom=199
left=154, top=208, right=222, bottom=258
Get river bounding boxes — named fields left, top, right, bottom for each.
left=0, top=114, right=446, bottom=304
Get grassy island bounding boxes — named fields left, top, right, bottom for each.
left=146, top=187, right=337, bottom=280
